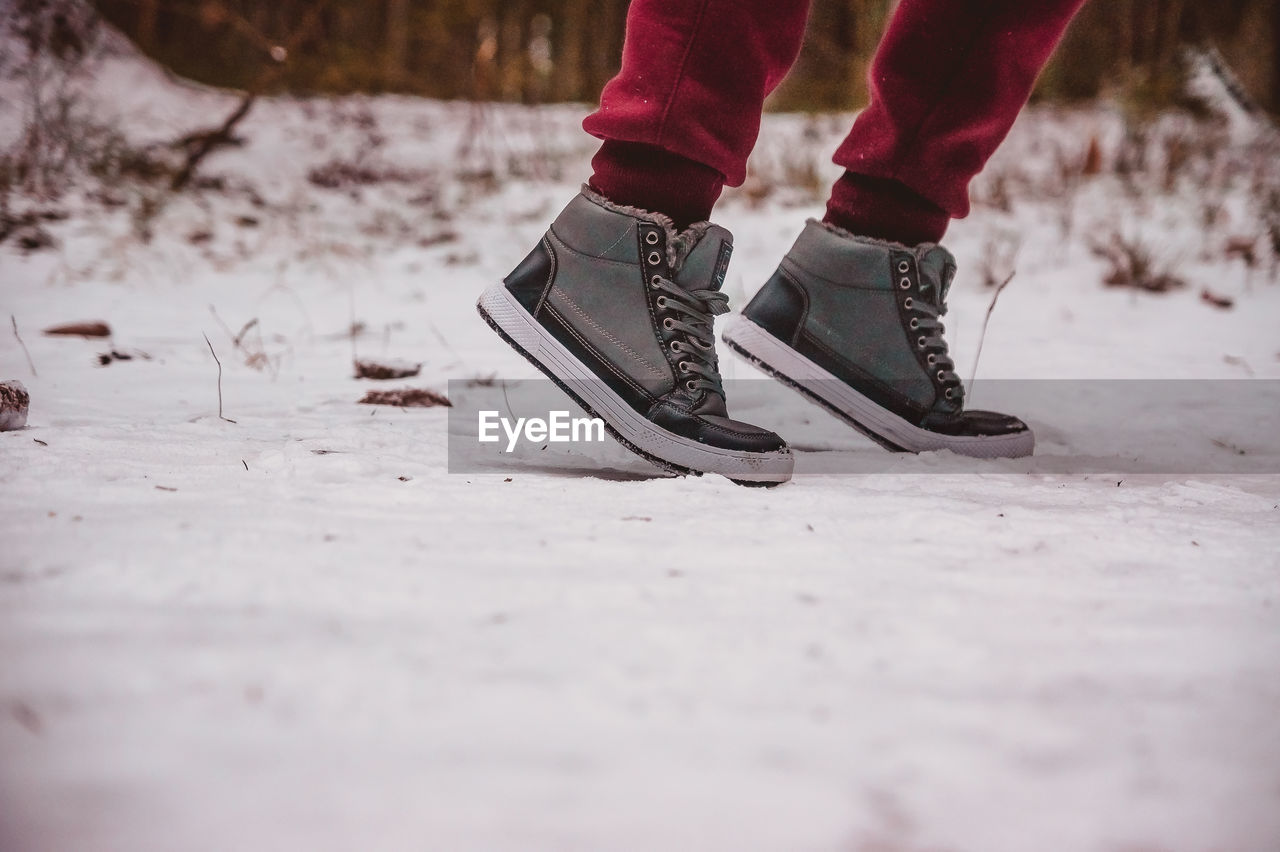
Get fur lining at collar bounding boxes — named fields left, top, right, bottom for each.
left=810, top=218, right=938, bottom=253
left=581, top=184, right=714, bottom=270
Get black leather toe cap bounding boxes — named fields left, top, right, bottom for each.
left=921, top=408, right=1029, bottom=437
left=648, top=402, right=788, bottom=453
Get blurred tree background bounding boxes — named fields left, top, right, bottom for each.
left=90, top=0, right=1280, bottom=113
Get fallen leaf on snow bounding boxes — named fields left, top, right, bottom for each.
left=1199, top=288, right=1234, bottom=309
left=354, top=359, right=422, bottom=380
left=359, top=388, right=451, bottom=408
left=44, top=321, right=111, bottom=338
left=98, top=350, right=140, bottom=366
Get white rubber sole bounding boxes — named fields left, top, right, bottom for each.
left=722, top=316, right=1035, bottom=459
left=477, top=285, right=794, bottom=484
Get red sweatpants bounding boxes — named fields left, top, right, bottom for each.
left=584, top=0, right=1087, bottom=241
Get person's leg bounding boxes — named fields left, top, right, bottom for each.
left=726, top=0, right=1087, bottom=458
left=825, top=0, right=1088, bottom=244
left=478, top=1, right=807, bottom=484
left=582, top=0, right=811, bottom=228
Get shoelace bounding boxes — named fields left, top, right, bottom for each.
left=651, top=274, right=729, bottom=397
left=910, top=277, right=964, bottom=405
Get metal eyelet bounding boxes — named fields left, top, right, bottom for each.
left=663, top=318, right=674, bottom=330
left=936, top=370, right=946, bottom=381
left=944, top=389, right=954, bottom=400
left=909, top=318, right=919, bottom=330
left=917, top=336, right=927, bottom=348
left=678, top=361, right=689, bottom=373
left=645, top=231, right=659, bottom=245
left=927, top=354, right=937, bottom=365
left=899, top=277, right=911, bottom=290
left=647, top=251, right=662, bottom=266
left=655, top=296, right=667, bottom=308
left=650, top=275, right=662, bottom=288
left=903, top=297, right=913, bottom=309
left=686, top=380, right=698, bottom=391
left=670, top=341, right=682, bottom=353
left=897, top=260, right=910, bottom=274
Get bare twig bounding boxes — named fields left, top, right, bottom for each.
left=209, top=306, right=276, bottom=375
left=203, top=333, right=236, bottom=423
left=171, top=93, right=255, bottom=191
left=968, top=271, right=1016, bottom=397
left=208, top=306, right=259, bottom=349
left=427, top=319, right=454, bottom=356
left=11, top=315, right=37, bottom=378
left=208, top=304, right=236, bottom=341
left=167, top=0, right=330, bottom=191
left=232, top=318, right=259, bottom=348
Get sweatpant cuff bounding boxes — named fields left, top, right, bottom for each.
left=823, top=171, right=950, bottom=246
left=588, top=141, right=726, bottom=230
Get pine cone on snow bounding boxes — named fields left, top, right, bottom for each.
left=0, top=381, right=30, bottom=431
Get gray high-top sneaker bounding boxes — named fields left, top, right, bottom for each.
left=476, top=188, right=794, bottom=485
left=721, top=221, right=1033, bottom=458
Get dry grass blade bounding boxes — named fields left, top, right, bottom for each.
left=203, top=333, right=236, bottom=423
left=968, top=271, right=1016, bottom=396
left=11, top=316, right=37, bottom=378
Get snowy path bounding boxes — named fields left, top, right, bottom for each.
left=3, top=381, right=1278, bottom=850
left=3, top=56, right=1280, bottom=850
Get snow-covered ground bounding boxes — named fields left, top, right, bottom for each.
left=2, top=33, right=1280, bottom=852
